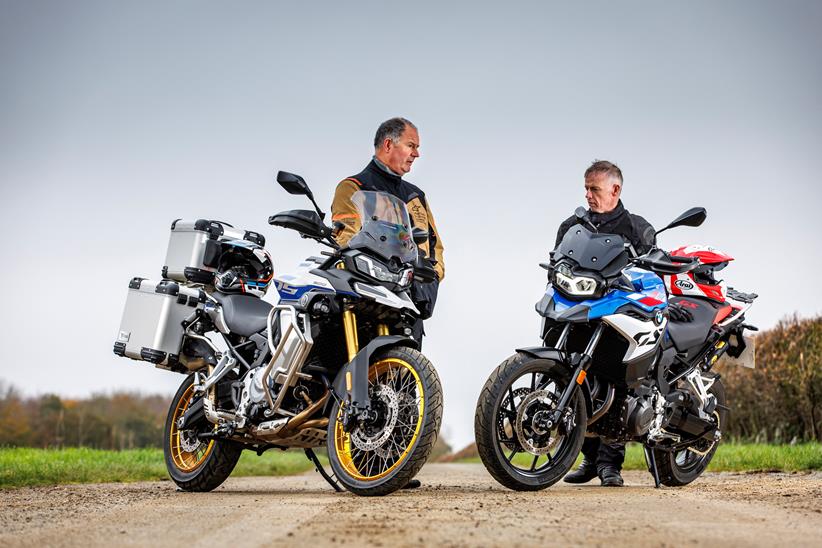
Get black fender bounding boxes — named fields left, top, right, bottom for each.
left=515, top=346, right=594, bottom=423
left=325, top=335, right=420, bottom=416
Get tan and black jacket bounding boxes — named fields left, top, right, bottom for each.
left=331, top=160, right=445, bottom=282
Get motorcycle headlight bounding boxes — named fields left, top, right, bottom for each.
left=553, top=263, right=600, bottom=297
left=355, top=255, right=412, bottom=287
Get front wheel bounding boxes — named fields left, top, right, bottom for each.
left=163, top=375, right=242, bottom=492
left=327, top=346, right=443, bottom=496
left=653, top=377, right=727, bottom=486
left=474, top=353, right=587, bottom=491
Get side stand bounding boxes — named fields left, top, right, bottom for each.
left=644, top=446, right=661, bottom=489
left=305, top=448, right=343, bottom=492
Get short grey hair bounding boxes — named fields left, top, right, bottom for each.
left=374, top=117, right=417, bottom=148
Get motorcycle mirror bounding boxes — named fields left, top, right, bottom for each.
left=656, top=207, right=707, bottom=236
left=574, top=206, right=597, bottom=232
left=276, top=171, right=312, bottom=197
left=411, top=227, right=429, bottom=245
left=276, top=170, right=326, bottom=220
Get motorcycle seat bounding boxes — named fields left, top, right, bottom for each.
left=212, top=293, right=272, bottom=337
left=666, top=297, right=721, bottom=356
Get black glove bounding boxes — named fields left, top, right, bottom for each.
left=668, top=303, right=694, bottom=323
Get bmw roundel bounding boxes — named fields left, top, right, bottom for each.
left=654, top=309, right=664, bottom=325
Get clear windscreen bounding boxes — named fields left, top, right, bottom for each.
left=347, top=190, right=418, bottom=263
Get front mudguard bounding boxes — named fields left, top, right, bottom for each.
left=515, top=346, right=594, bottom=423
left=326, top=335, right=420, bottom=419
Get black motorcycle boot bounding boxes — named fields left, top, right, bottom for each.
left=563, top=459, right=598, bottom=484
left=599, top=467, right=624, bottom=487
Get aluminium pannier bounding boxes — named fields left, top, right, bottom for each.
left=113, top=277, right=205, bottom=371
left=162, top=219, right=265, bottom=284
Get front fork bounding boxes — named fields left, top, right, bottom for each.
left=340, top=299, right=390, bottom=431
left=541, top=323, right=604, bottom=430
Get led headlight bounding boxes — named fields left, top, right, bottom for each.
left=355, top=255, right=412, bottom=287
left=553, top=263, right=600, bottom=297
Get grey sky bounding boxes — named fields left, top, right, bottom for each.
left=1, top=1, right=820, bottom=450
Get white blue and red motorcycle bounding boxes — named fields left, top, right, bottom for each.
left=116, top=171, right=442, bottom=496
left=474, top=207, right=757, bottom=490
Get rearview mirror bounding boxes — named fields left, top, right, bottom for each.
left=277, top=171, right=311, bottom=196
left=411, top=227, right=429, bottom=245
left=656, top=207, right=707, bottom=236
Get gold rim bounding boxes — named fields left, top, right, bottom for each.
left=334, top=358, right=425, bottom=481
left=169, top=383, right=215, bottom=473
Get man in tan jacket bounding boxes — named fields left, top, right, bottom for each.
left=331, top=117, right=444, bottom=344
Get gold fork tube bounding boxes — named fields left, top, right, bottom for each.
left=377, top=324, right=389, bottom=336
left=343, top=309, right=359, bottom=362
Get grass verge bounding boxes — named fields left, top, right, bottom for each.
left=460, top=442, right=822, bottom=472
left=0, top=447, right=323, bottom=489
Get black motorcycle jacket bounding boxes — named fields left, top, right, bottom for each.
left=555, top=200, right=656, bottom=255
left=331, top=159, right=445, bottom=281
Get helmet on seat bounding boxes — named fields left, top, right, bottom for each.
left=213, top=240, right=273, bottom=298
left=664, top=245, right=734, bottom=303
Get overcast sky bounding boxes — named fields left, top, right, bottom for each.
left=1, top=1, right=820, bottom=450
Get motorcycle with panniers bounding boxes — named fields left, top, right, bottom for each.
left=474, top=206, right=757, bottom=489
left=114, top=171, right=442, bottom=496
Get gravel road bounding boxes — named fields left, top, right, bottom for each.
left=2, top=463, right=820, bottom=547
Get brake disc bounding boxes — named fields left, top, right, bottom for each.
left=515, top=390, right=561, bottom=455
left=179, top=430, right=202, bottom=453
left=497, top=387, right=531, bottom=449
left=351, top=384, right=399, bottom=452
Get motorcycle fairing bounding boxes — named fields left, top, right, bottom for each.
left=274, top=261, right=345, bottom=302
left=538, top=275, right=667, bottom=323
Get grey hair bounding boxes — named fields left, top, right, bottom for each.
left=374, top=117, right=417, bottom=148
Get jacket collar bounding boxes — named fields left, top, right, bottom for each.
left=368, top=157, right=403, bottom=182
left=589, top=200, right=626, bottom=226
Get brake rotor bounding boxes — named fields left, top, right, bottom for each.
left=351, top=384, right=399, bottom=452
left=179, top=430, right=202, bottom=453
left=497, top=387, right=531, bottom=449
left=515, top=390, right=561, bottom=455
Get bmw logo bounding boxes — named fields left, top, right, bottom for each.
left=654, top=309, right=664, bottom=325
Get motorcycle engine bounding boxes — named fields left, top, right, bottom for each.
left=620, top=395, right=655, bottom=437
left=232, top=368, right=272, bottom=425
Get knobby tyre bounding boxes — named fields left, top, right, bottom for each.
left=163, top=374, right=242, bottom=492
left=653, top=377, right=727, bottom=486
left=474, top=353, right=587, bottom=491
left=326, top=346, right=443, bottom=496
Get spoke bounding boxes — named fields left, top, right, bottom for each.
left=508, top=387, right=517, bottom=413
left=531, top=373, right=536, bottom=391
left=530, top=455, right=539, bottom=471
left=506, top=448, right=519, bottom=463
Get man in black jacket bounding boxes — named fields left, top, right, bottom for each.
left=331, top=117, right=445, bottom=343
left=559, top=160, right=654, bottom=487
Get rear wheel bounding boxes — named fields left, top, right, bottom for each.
left=163, top=375, right=242, bottom=492
left=654, top=377, right=727, bottom=486
left=474, top=353, right=587, bottom=491
left=327, top=346, right=442, bottom=496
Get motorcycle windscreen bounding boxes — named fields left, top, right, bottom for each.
left=347, top=190, right=418, bottom=264
left=555, top=224, right=626, bottom=271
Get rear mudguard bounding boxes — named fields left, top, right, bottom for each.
left=515, top=346, right=594, bottom=422
left=326, top=335, right=419, bottom=417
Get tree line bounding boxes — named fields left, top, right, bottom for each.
left=0, top=385, right=168, bottom=449
left=720, top=314, right=821, bottom=443
left=1, top=315, right=820, bottom=448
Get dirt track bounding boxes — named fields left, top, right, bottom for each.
left=2, top=463, right=821, bottom=547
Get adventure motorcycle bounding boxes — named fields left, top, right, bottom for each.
left=114, top=171, right=442, bottom=496
left=474, top=207, right=757, bottom=490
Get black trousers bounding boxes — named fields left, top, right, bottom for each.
left=581, top=436, right=625, bottom=473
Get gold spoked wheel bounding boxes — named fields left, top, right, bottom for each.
left=334, top=357, right=425, bottom=481
left=168, top=383, right=214, bottom=473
